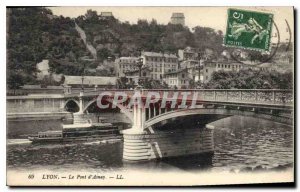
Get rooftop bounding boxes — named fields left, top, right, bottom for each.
left=118, top=56, right=139, bottom=60
left=21, top=85, right=64, bottom=89
left=164, top=68, right=188, bottom=76
left=171, top=13, right=185, bottom=18
left=142, top=51, right=178, bottom=59
left=204, top=59, right=244, bottom=64
left=64, top=76, right=117, bottom=86
left=100, top=12, right=113, bottom=17
left=124, top=66, right=151, bottom=74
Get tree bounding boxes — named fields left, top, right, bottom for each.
left=97, top=48, right=114, bottom=62
left=7, top=70, right=24, bottom=90
left=7, top=7, right=87, bottom=88
left=85, top=9, right=98, bottom=22
left=205, top=69, right=293, bottom=89
left=192, top=26, right=223, bottom=54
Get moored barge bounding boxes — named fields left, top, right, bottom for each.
left=28, top=121, right=121, bottom=143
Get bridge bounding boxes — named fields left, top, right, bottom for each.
left=64, top=88, right=293, bottom=161
left=64, top=89, right=293, bottom=124
left=7, top=89, right=293, bottom=162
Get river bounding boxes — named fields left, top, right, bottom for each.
left=7, top=115, right=293, bottom=173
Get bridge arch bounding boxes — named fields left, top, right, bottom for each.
left=82, top=98, right=134, bottom=123
left=144, top=108, right=292, bottom=129
left=64, top=99, right=80, bottom=112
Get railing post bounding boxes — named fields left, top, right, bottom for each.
left=79, top=91, right=84, bottom=113
left=148, top=107, right=151, bottom=120
left=255, top=90, right=258, bottom=101
left=272, top=90, right=276, bottom=104
left=214, top=90, right=216, bottom=101
left=43, top=98, right=45, bottom=112
left=240, top=91, right=242, bottom=101
left=159, top=105, right=162, bottom=115
left=226, top=90, right=228, bottom=101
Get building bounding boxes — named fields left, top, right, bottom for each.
left=180, top=60, right=203, bottom=82
left=256, top=63, right=279, bottom=72
left=202, top=59, right=276, bottom=83
left=123, top=68, right=152, bottom=86
left=64, top=75, right=117, bottom=90
left=163, top=68, right=191, bottom=89
left=100, top=12, right=114, bottom=18
left=170, top=13, right=185, bottom=26
left=178, top=47, right=215, bottom=61
left=226, top=49, right=248, bottom=60
left=202, top=60, right=245, bottom=83
left=141, top=52, right=179, bottom=80
left=115, top=57, right=139, bottom=77
left=178, top=47, right=209, bottom=82
left=178, top=47, right=201, bottom=61
left=124, top=67, right=152, bottom=79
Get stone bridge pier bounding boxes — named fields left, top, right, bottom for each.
left=122, top=124, right=214, bottom=162
left=122, top=89, right=215, bottom=162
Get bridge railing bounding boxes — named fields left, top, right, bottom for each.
left=195, top=89, right=293, bottom=106
left=140, top=89, right=293, bottom=106
left=65, top=89, right=293, bottom=106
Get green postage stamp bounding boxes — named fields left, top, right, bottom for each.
left=224, top=8, right=273, bottom=52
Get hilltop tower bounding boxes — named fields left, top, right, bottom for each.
left=170, top=13, right=185, bottom=26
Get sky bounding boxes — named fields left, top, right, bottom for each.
left=49, top=6, right=294, bottom=42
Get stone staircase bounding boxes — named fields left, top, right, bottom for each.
left=73, top=113, right=90, bottom=124
left=74, top=22, right=97, bottom=60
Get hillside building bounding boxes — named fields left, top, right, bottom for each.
left=115, top=57, right=139, bottom=77
left=163, top=68, right=191, bottom=89
left=170, top=13, right=185, bottom=26
left=141, top=52, right=179, bottom=80
left=124, top=67, right=152, bottom=78
left=99, top=12, right=114, bottom=19
left=202, top=60, right=276, bottom=83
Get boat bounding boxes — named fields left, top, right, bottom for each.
left=28, top=120, right=122, bottom=143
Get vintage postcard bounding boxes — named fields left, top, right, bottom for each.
left=6, top=6, right=294, bottom=186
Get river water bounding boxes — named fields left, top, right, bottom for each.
left=7, top=116, right=293, bottom=173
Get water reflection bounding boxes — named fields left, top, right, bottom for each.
left=212, top=116, right=293, bottom=172
left=7, top=141, right=124, bottom=172
left=122, top=152, right=214, bottom=173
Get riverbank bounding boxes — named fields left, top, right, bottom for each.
left=6, top=112, right=131, bottom=139
left=7, top=112, right=72, bottom=121
left=7, top=137, right=123, bottom=146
